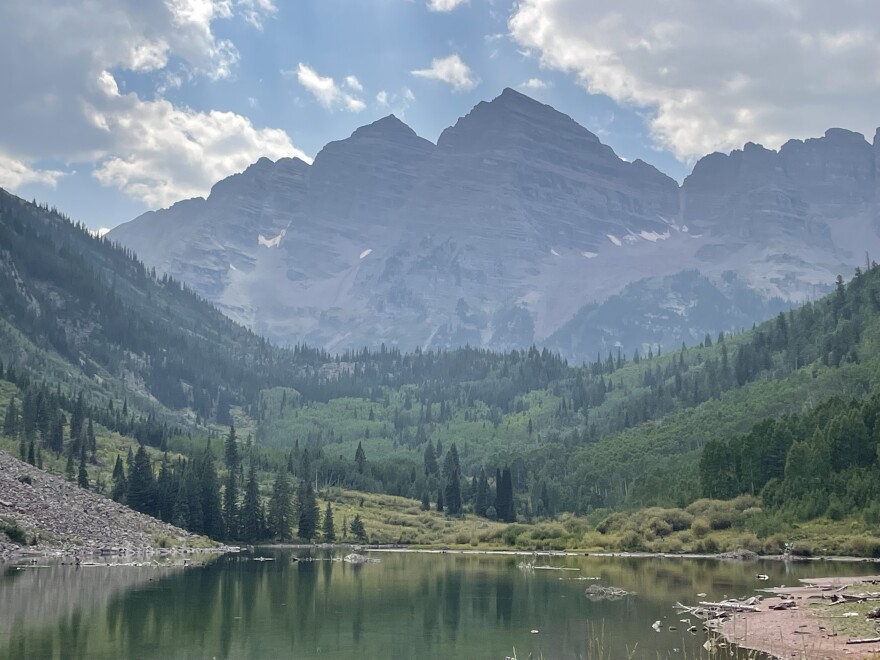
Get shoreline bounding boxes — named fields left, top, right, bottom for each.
left=256, top=542, right=880, bottom=564
left=696, top=576, right=880, bottom=659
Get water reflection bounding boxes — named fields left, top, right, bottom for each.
left=1, top=551, right=877, bottom=659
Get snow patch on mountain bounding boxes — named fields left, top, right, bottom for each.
left=607, top=234, right=622, bottom=247
left=258, top=230, right=285, bottom=248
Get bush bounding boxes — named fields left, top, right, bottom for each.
left=619, top=530, right=644, bottom=551
left=0, top=519, right=28, bottom=545
left=690, top=517, right=711, bottom=538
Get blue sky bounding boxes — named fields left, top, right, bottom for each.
left=2, top=0, right=879, bottom=230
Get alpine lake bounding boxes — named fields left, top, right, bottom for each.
left=1, top=549, right=878, bottom=659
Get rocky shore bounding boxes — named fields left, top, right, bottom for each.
left=0, top=450, right=222, bottom=561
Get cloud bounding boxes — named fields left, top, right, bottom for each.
left=236, top=0, right=277, bottom=30
left=412, top=54, right=479, bottom=91
left=0, top=153, right=65, bottom=191
left=521, top=78, right=549, bottom=90
left=510, top=0, right=880, bottom=160
left=90, top=71, right=306, bottom=208
left=290, top=64, right=366, bottom=112
left=376, top=88, right=415, bottom=117
left=345, top=75, right=364, bottom=92
left=0, top=0, right=295, bottom=209
left=427, top=0, right=469, bottom=11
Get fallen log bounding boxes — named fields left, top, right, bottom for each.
left=846, top=637, right=880, bottom=645
left=698, top=601, right=761, bottom=612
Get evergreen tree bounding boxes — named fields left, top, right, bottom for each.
left=224, top=424, right=239, bottom=471
left=199, top=446, right=224, bottom=539
left=296, top=479, right=320, bottom=540
left=420, top=490, right=430, bottom=511
left=111, top=454, right=127, bottom=502
left=65, top=449, right=75, bottom=481
left=322, top=502, right=336, bottom=542
left=240, top=461, right=263, bottom=542
left=77, top=444, right=89, bottom=489
left=436, top=488, right=444, bottom=513
left=3, top=397, right=18, bottom=437
left=423, top=439, right=438, bottom=476
left=268, top=471, right=294, bottom=541
left=474, top=467, right=489, bottom=517
left=86, top=418, right=96, bottom=461
left=155, top=454, right=176, bottom=522
left=355, top=440, right=367, bottom=474
left=27, top=439, right=35, bottom=466
left=127, top=445, right=156, bottom=515
left=223, top=470, right=239, bottom=540
left=350, top=513, right=367, bottom=542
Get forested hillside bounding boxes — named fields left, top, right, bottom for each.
left=2, top=187, right=880, bottom=547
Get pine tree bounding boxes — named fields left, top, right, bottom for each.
left=223, top=470, right=239, bottom=540
left=423, top=439, right=438, bottom=476
left=474, top=467, right=489, bottom=517
left=127, top=445, right=156, bottom=515
left=322, top=502, right=336, bottom=542
left=86, top=418, right=96, bottom=461
left=268, top=471, right=294, bottom=541
left=420, top=490, right=430, bottom=511
left=77, top=444, right=89, bottom=489
left=240, top=461, right=263, bottom=542
left=355, top=440, right=367, bottom=474
left=27, top=439, right=35, bottom=466
left=199, top=446, right=224, bottom=539
left=436, top=488, right=444, bottom=513
left=155, top=454, right=175, bottom=522
left=3, top=397, right=18, bottom=437
left=296, top=479, right=320, bottom=540
left=65, top=449, right=75, bottom=481
left=224, top=424, right=239, bottom=472
left=111, top=454, right=127, bottom=502
left=350, top=513, right=367, bottom=542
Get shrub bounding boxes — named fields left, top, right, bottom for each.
left=690, top=517, right=711, bottom=538
left=619, top=530, right=644, bottom=551
left=0, top=519, right=28, bottom=545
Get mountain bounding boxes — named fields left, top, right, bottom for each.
left=107, top=90, right=880, bottom=357
left=6, top=187, right=880, bottom=537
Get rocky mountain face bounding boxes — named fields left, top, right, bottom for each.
left=109, top=89, right=880, bottom=358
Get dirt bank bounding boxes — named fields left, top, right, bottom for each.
left=715, top=576, right=880, bottom=659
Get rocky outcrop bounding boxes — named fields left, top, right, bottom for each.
left=109, top=89, right=880, bottom=357
left=0, top=450, right=210, bottom=559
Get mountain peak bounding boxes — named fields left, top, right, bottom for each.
left=438, top=87, right=601, bottom=149
left=351, top=114, right=420, bottom=141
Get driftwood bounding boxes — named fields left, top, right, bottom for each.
left=827, top=592, right=880, bottom=605
left=585, top=585, right=634, bottom=601
left=846, top=637, right=880, bottom=645
left=769, top=601, right=798, bottom=611
left=698, top=600, right=761, bottom=612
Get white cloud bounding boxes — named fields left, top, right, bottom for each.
left=345, top=75, right=364, bottom=92
left=90, top=71, right=307, bottom=208
left=521, top=78, right=549, bottom=90
left=236, top=0, right=277, bottom=30
left=376, top=88, right=415, bottom=117
left=412, top=54, right=479, bottom=91
left=0, top=0, right=296, bottom=211
left=427, top=0, right=469, bottom=11
left=510, top=0, right=880, bottom=160
left=0, top=153, right=65, bottom=190
left=290, top=64, right=366, bottom=112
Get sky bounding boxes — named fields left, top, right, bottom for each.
left=1, top=0, right=879, bottom=231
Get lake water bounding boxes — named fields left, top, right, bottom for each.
left=1, top=549, right=877, bottom=659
